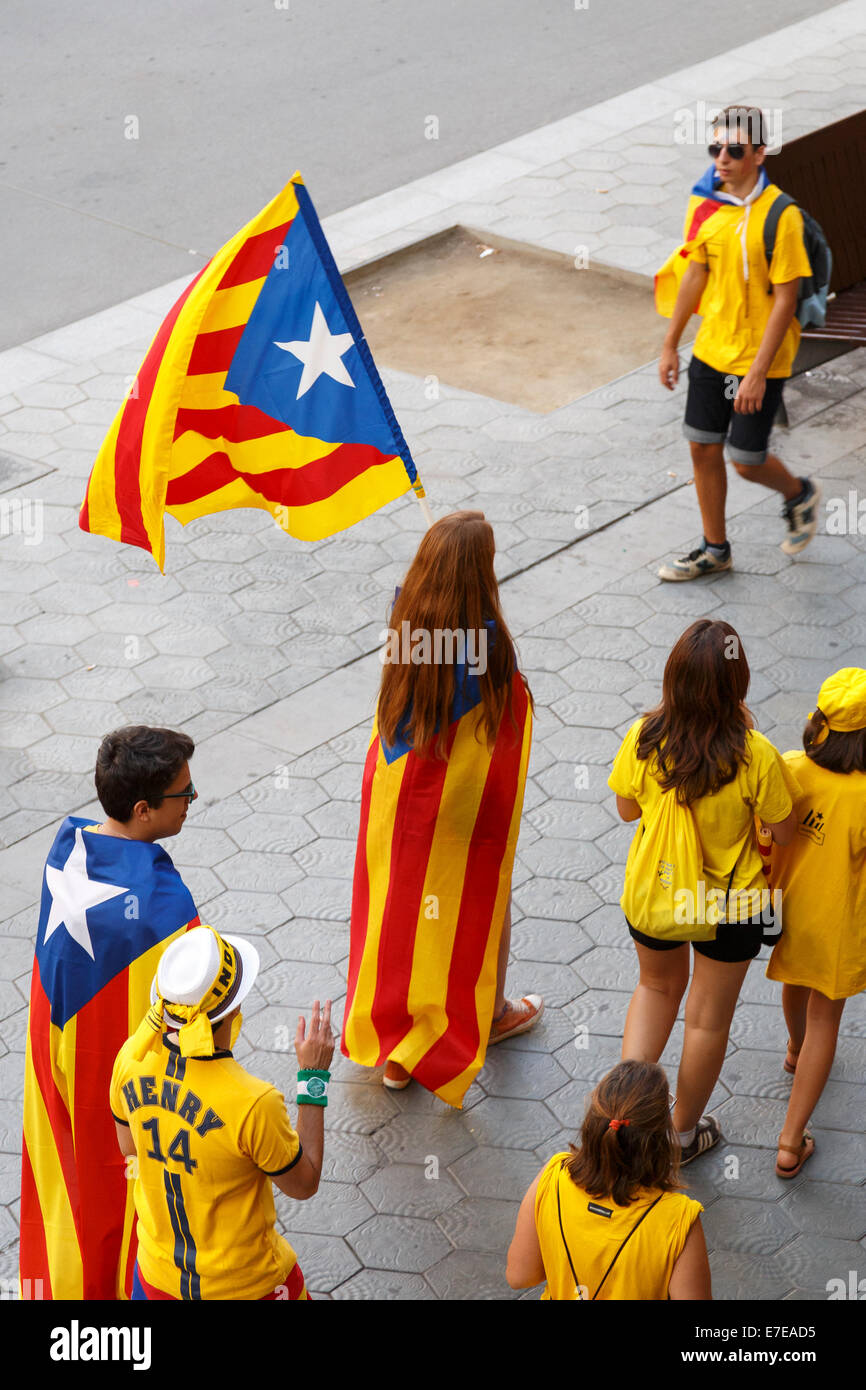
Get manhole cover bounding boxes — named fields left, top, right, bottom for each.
left=346, top=226, right=661, bottom=413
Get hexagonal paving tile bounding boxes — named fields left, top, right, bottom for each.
left=476, top=1047, right=571, bottom=1101
left=779, top=1181, right=866, bottom=1240
left=360, top=1163, right=464, bottom=1218
left=330, top=1269, right=436, bottom=1299
left=700, top=1196, right=799, bottom=1255
left=286, top=1233, right=361, bottom=1292
left=347, top=1213, right=451, bottom=1273
left=509, top=917, right=592, bottom=965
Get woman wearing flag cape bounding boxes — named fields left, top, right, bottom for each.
left=342, top=512, right=540, bottom=1108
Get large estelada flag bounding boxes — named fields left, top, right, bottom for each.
left=20, top=819, right=198, bottom=1299
left=342, top=670, right=532, bottom=1109
left=654, top=164, right=771, bottom=316
left=80, top=173, right=423, bottom=570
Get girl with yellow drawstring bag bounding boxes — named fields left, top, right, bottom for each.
left=609, top=619, right=800, bottom=1166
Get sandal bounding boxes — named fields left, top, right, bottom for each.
left=775, top=1131, right=815, bottom=1179
left=783, top=1042, right=800, bottom=1075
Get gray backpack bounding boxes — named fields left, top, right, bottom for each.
left=763, top=191, right=832, bottom=329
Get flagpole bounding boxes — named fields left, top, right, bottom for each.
left=415, top=490, right=434, bottom=530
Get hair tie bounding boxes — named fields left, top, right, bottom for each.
left=608, top=1119, right=630, bottom=1131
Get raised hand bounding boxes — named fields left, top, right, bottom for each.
left=295, top=998, right=335, bottom=1072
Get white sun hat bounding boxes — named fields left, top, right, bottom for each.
left=151, top=925, right=260, bottom=1026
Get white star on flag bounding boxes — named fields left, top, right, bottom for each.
left=275, top=301, right=356, bottom=400
left=43, top=828, right=129, bottom=961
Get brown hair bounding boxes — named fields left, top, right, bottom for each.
left=711, top=104, right=767, bottom=147
left=95, top=726, right=195, bottom=821
left=636, top=619, right=752, bottom=804
left=377, top=511, right=532, bottom=758
left=565, top=1061, right=681, bottom=1207
left=803, top=710, right=866, bottom=773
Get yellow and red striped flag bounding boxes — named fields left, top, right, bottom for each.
left=20, top=819, right=197, bottom=1299
left=343, top=671, right=532, bottom=1109
left=80, top=174, right=423, bottom=570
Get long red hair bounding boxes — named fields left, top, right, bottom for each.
left=377, top=511, right=531, bottom=758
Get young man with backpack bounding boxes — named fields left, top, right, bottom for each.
left=655, top=105, right=825, bottom=581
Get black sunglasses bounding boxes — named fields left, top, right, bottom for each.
left=708, top=142, right=746, bottom=159
left=161, top=782, right=198, bottom=801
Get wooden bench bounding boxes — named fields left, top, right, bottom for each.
left=766, top=109, right=866, bottom=361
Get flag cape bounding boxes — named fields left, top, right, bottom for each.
left=80, top=173, right=422, bottom=570
left=342, top=671, right=532, bottom=1108
left=20, top=819, right=198, bottom=1299
left=654, top=165, right=771, bottom=317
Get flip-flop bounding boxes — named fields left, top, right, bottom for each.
left=775, top=1131, right=815, bottom=1179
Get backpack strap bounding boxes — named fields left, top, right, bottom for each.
left=763, top=191, right=796, bottom=291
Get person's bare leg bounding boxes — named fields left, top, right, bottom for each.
left=689, top=441, right=728, bottom=545
left=777, top=990, right=846, bottom=1167
left=732, top=453, right=802, bottom=501
left=493, top=892, right=511, bottom=1016
left=672, top=953, right=750, bottom=1132
left=781, top=982, right=810, bottom=1067
left=622, top=941, right=690, bottom=1064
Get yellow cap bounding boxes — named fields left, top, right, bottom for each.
left=809, top=667, right=866, bottom=744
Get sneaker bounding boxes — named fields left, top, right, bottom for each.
left=657, top=544, right=732, bottom=582
left=780, top=478, right=821, bottom=555
left=489, top=995, right=544, bottom=1044
left=383, top=1060, right=411, bottom=1090
left=678, top=1114, right=722, bottom=1166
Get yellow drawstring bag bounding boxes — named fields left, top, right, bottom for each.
left=621, top=787, right=733, bottom=942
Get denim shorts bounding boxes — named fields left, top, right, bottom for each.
left=683, top=355, right=786, bottom=466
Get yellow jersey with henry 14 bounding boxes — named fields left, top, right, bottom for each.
left=111, top=1033, right=302, bottom=1300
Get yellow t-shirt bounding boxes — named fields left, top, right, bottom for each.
left=609, top=721, right=799, bottom=907
left=766, top=752, right=866, bottom=999
left=534, top=1154, right=702, bottom=1301
left=111, top=1035, right=302, bottom=1300
left=687, top=185, right=812, bottom=377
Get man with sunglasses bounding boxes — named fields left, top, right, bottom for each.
left=21, top=726, right=202, bottom=1301
left=656, top=105, right=820, bottom=580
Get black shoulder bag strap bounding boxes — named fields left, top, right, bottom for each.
left=556, top=1163, right=665, bottom=1301
left=592, top=1192, right=664, bottom=1300
left=556, top=1163, right=585, bottom=1299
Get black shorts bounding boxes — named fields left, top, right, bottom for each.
left=627, top=917, right=764, bottom=964
left=683, top=354, right=786, bottom=465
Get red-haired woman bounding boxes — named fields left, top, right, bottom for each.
left=609, top=620, right=799, bottom=1163
left=341, top=512, right=540, bottom=1108
left=765, top=669, right=866, bottom=1178
left=507, top=1061, right=710, bottom=1299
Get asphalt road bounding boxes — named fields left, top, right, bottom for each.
left=1, top=0, right=842, bottom=348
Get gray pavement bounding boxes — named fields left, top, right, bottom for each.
left=1, top=11, right=865, bottom=1300
left=2, top=0, right=842, bottom=347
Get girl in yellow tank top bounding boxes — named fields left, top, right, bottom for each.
left=507, top=1061, right=709, bottom=1300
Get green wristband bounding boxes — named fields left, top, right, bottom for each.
left=297, top=1068, right=330, bottom=1107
